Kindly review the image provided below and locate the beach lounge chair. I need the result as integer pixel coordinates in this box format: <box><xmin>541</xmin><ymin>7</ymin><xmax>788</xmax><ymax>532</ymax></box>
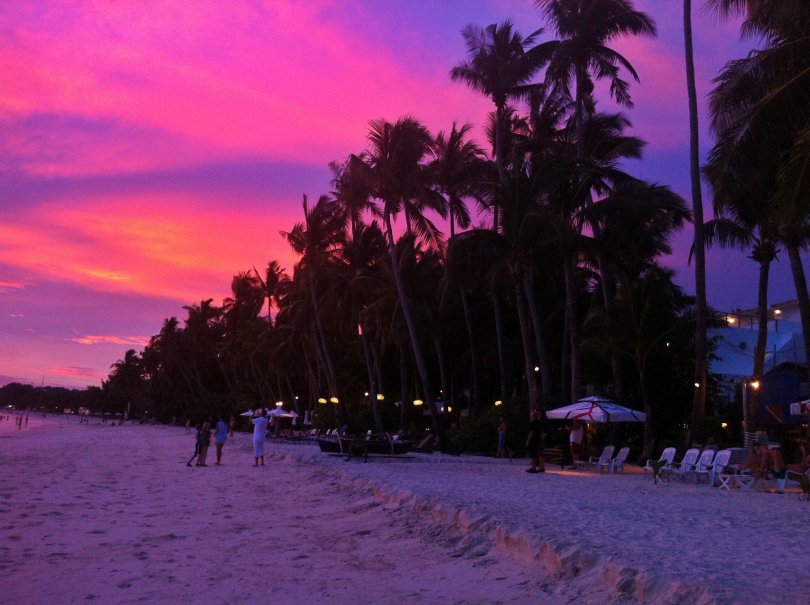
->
<box><xmin>607</xmin><ymin>446</ymin><xmax>630</xmax><ymax>474</ymax></box>
<box><xmin>644</xmin><ymin>447</ymin><xmax>676</xmax><ymax>477</ymax></box>
<box><xmin>688</xmin><ymin>449</ymin><xmax>716</xmax><ymax>482</ymax></box>
<box><xmin>699</xmin><ymin>449</ymin><xmax>731</xmax><ymax>487</ymax></box>
<box><xmin>776</xmin><ymin>468</ymin><xmax>810</xmax><ymax>497</ymax></box>
<box><xmin>588</xmin><ymin>445</ymin><xmax>614</xmax><ymax>472</ymax></box>
<box><xmin>668</xmin><ymin>448</ymin><xmax>700</xmax><ymax>480</ymax></box>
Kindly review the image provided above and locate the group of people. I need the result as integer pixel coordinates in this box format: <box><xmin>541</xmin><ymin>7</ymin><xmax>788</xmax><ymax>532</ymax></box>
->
<box><xmin>187</xmin><ymin>411</ymin><xmax>270</xmax><ymax>468</ymax></box>
<box><xmin>187</xmin><ymin>417</ymin><xmax>229</xmax><ymax>467</ymax></box>
<box><xmin>497</xmin><ymin>410</ymin><xmax>585</xmax><ymax>474</ymax></box>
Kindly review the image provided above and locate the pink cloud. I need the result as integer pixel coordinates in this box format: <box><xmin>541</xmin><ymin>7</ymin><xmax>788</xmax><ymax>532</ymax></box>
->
<box><xmin>0</xmin><ymin>0</ymin><xmax>490</xmax><ymax>178</ymax></box>
<box><xmin>0</xmin><ymin>192</ymin><xmax>301</xmax><ymax>303</ymax></box>
<box><xmin>68</xmin><ymin>335</ymin><xmax>150</xmax><ymax>347</ymax></box>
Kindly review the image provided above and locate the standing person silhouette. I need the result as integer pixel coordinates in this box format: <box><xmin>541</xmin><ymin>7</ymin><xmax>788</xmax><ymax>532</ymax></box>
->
<box><xmin>196</xmin><ymin>421</ymin><xmax>211</xmax><ymax>466</ymax></box>
<box><xmin>496</xmin><ymin>417</ymin><xmax>509</xmax><ymax>459</ymax></box>
<box><xmin>251</xmin><ymin>409</ymin><xmax>269</xmax><ymax>467</ymax></box>
<box><xmin>525</xmin><ymin>409</ymin><xmax>546</xmax><ymax>473</ymax></box>
<box><xmin>214</xmin><ymin>416</ymin><xmax>228</xmax><ymax>465</ymax></box>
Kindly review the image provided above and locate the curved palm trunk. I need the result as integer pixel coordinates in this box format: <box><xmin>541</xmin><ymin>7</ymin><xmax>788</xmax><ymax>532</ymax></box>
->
<box><xmin>749</xmin><ymin>259</ymin><xmax>771</xmax><ymax>430</ymax></box>
<box><xmin>684</xmin><ymin>0</ymin><xmax>708</xmax><ymax>444</ymax></box>
<box><xmin>398</xmin><ymin>346</ymin><xmax>411</xmax><ymax>431</ymax></box>
<box><xmin>460</xmin><ymin>289</ymin><xmax>480</xmax><ymax>417</ymax></box>
<box><xmin>786</xmin><ymin>243</ymin><xmax>810</xmax><ymax>384</ymax></box>
<box><xmin>384</xmin><ymin>214</ymin><xmax>445</xmax><ymax>450</ymax></box>
<box><xmin>639</xmin><ymin>365</ymin><xmax>655</xmax><ymax>461</ymax></box>
<box><xmin>515</xmin><ymin>279</ymin><xmax>540</xmax><ymax>409</ymax></box>
<box><xmin>360</xmin><ymin>325</ymin><xmax>385</xmax><ymax>432</ymax></box>
<box><xmin>433</xmin><ymin>335</ymin><xmax>451</xmax><ymax>417</ymax></box>
<box><xmin>493</xmin><ymin>104</ymin><xmax>507</xmax><ymax>232</ymax></box>
<box><xmin>596</xmin><ymin>257</ymin><xmax>624</xmax><ymax>401</ymax></box>
<box><xmin>525</xmin><ymin>269</ymin><xmax>553</xmax><ymax>403</ymax></box>
<box><xmin>563</xmin><ymin>257</ymin><xmax>583</xmax><ymax>402</ymax></box>
<box><xmin>492</xmin><ymin>294</ymin><xmax>509</xmax><ymax>403</ymax></box>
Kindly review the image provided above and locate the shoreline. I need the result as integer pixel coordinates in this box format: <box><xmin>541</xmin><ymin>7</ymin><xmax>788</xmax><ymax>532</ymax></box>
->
<box><xmin>1</xmin><ymin>416</ymin><xmax>807</xmax><ymax>604</ymax></box>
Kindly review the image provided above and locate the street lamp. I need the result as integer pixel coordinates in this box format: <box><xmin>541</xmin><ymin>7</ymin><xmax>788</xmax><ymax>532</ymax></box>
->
<box><xmin>329</xmin><ymin>396</ymin><xmax>339</xmax><ymax>404</ymax></box>
<box><xmin>317</xmin><ymin>397</ymin><xmax>327</xmax><ymax>404</ymax></box>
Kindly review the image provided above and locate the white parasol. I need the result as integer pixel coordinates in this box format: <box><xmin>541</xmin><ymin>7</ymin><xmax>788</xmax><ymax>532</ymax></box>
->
<box><xmin>546</xmin><ymin>396</ymin><xmax>646</xmax><ymax>423</ymax></box>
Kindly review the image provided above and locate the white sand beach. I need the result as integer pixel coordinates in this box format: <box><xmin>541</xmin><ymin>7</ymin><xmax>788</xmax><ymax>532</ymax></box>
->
<box><xmin>1</xmin><ymin>415</ymin><xmax>807</xmax><ymax>604</ymax></box>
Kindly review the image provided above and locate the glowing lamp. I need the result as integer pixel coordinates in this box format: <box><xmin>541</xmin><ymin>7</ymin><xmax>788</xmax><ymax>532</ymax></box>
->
<box><xmin>330</xmin><ymin>396</ymin><xmax>339</xmax><ymax>404</ymax></box>
<box><xmin>494</xmin><ymin>400</ymin><xmax>503</xmax><ymax>406</ymax></box>
<box><xmin>317</xmin><ymin>398</ymin><xmax>327</xmax><ymax>404</ymax></box>
<box><xmin>413</xmin><ymin>399</ymin><xmax>423</xmax><ymax>406</ymax></box>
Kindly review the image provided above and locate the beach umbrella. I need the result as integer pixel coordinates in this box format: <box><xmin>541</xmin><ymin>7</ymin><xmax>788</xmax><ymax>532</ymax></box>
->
<box><xmin>545</xmin><ymin>396</ymin><xmax>646</xmax><ymax>423</ymax></box>
<box><xmin>789</xmin><ymin>400</ymin><xmax>810</xmax><ymax>416</ymax></box>
<box><xmin>267</xmin><ymin>408</ymin><xmax>289</xmax><ymax>417</ymax></box>
<box><xmin>240</xmin><ymin>409</ymin><xmax>254</xmax><ymax>417</ymax></box>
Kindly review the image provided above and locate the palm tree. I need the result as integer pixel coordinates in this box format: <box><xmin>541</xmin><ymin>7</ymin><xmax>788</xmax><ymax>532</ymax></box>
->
<box><xmin>707</xmin><ymin>0</ymin><xmax>810</xmax><ymax>390</ymax></box>
<box><xmin>583</xmin><ymin>266</ymin><xmax>694</xmax><ymax>459</ymax></box>
<box><xmin>536</xmin><ymin>0</ymin><xmax>656</xmax><ymax>152</ymax></box>
<box><xmin>682</xmin><ymin>0</ymin><xmax>709</xmax><ymax>445</ymax></box>
<box><xmin>701</xmin><ymin>205</ymin><xmax>779</xmax><ymax>432</ymax></box>
<box><xmin>450</xmin><ymin>21</ymin><xmax>548</xmax><ymax>231</ymax></box>
<box><xmin>429</xmin><ymin>122</ymin><xmax>489</xmax><ymax>238</ymax></box>
<box><xmin>361</xmin><ymin>116</ymin><xmax>448</xmax><ymax>448</ymax></box>
<box><xmin>281</xmin><ymin>195</ymin><xmax>348</xmax><ymax>424</ymax></box>
<box><xmin>535</xmin><ymin>0</ymin><xmax>656</xmax><ymax>402</ymax></box>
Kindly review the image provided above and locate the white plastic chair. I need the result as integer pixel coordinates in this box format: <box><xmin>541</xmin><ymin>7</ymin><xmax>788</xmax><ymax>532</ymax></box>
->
<box><xmin>588</xmin><ymin>445</ymin><xmax>614</xmax><ymax>472</ymax></box>
<box><xmin>777</xmin><ymin>468</ymin><xmax>810</xmax><ymax>494</ymax></box>
<box><xmin>669</xmin><ymin>448</ymin><xmax>700</xmax><ymax>480</ymax></box>
<box><xmin>690</xmin><ymin>449</ymin><xmax>716</xmax><ymax>483</ymax></box>
<box><xmin>644</xmin><ymin>447</ymin><xmax>676</xmax><ymax>477</ymax></box>
<box><xmin>700</xmin><ymin>449</ymin><xmax>732</xmax><ymax>486</ymax></box>
<box><xmin>607</xmin><ymin>446</ymin><xmax>630</xmax><ymax>474</ymax></box>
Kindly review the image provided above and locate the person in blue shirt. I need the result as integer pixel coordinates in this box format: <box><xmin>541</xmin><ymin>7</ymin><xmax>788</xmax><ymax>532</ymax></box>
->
<box><xmin>214</xmin><ymin>416</ymin><xmax>228</xmax><ymax>465</ymax></box>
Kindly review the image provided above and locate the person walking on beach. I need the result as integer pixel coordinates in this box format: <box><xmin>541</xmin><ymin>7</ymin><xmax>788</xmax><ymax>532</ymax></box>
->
<box><xmin>214</xmin><ymin>416</ymin><xmax>228</xmax><ymax>465</ymax></box>
<box><xmin>187</xmin><ymin>423</ymin><xmax>202</xmax><ymax>466</ymax></box>
<box><xmin>496</xmin><ymin>417</ymin><xmax>509</xmax><ymax>459</ymax></box>
<box><xmin>196</xmin><ymin>421</ymin><xmax>212</xmax><ymax>466</ymax></box>
<box><xmin>229</xmin><ymin>415</ymin><xmax>236</xmax><ymax>437</ymax></box>
<box><xmin>525</xmin><ymin>409</ymin><xmax>546</xmax><ymax>473</ymax></box>
<box><xmin>252</xmin><ymin>409</ymin><xmax>269</xmax><ymax>467</ymax></box>
<box><xmin>185</xmin><ymin>419</ymin><xmax>191</xmax><ymax>434</ymax></box>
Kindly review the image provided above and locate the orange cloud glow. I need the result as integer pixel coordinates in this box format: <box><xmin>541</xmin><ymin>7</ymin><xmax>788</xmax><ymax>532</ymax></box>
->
<box><xmin>68</xmin><ymin>335</ymin><xmax>150</xmax><ymax>347</ymax></box>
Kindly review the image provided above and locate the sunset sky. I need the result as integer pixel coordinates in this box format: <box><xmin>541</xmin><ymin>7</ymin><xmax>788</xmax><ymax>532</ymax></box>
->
<box><xmin>0</xmin><ymin>1</ymin><xmax>799</xmax><ymax>389</ymax></box>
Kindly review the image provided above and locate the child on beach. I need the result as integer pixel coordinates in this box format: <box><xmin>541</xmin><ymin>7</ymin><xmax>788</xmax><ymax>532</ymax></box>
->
<box><xmin>187</xmin><ymin>424</ymin><xmax>202</xmax><ymax>467</ymax></box>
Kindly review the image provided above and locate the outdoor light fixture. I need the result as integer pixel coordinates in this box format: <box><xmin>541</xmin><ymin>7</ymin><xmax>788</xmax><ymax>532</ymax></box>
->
<box><xmin>364</xmin><ymin>392</ymin><xmax>369</xmax><ymax>397</ymax></box>
<box><xmin>726</xmin><ymin>315</ymin><xmax>737</xmax><ymax>325</ymax></box>
<box><xmin>330</xmin><ymin>396</ymin><xmax>339</xmax><ymax>404</ymax></box>
<box><xmin>774</xmin><ymin>309</ymin><xmax>782</xmax><ymax>315</ymax></box>
<box><xmin>447</xmin><ymin>406</ymin><xmax>452</xmax><ymax>412</ymax></box>
<box><xmin>721</xmin><ymin>422</ymin><xmax>728</xmax><ymax>429</ymax></box>
<box><xmin>275</xmin><ymin>401</ymin><xmax>283</xmax><ymax>408</ymax></box>
<box><xmin>750</xmin><ymin>380</ymin><xmax>760</xmax><ymax>390</ymax></box>
<box><xmin>376</xmin><ymin>394</ymin><xmax>384</xmax><ymax>401</ymax></box>
<box><xmin>694</xmin><ymin>382</ymin><xmax>700</xmax><ymax>388</ymax></box>
<box><xmin>317</xmin><ymin>398</ymin><xmax>327</xmax><ymax>404</ymax></box>
<box><xmin>534</xmin><ymin>366</ymin><xmax>540</xmax><ymax>372</ymax></box>
<box><xmin>494</xmin><ymin>400</ymin><xmax>502</xmax><ymax>406</ymax></box>
<box><xmin>413</xmin><ymin>399</ymin><xmax>423</xmax><ymax>406</ymax></box>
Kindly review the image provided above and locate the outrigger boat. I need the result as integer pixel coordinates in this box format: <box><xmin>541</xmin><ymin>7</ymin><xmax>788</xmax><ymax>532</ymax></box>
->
<box><xmin>317</xmin><ymin>432</ymin><xmax>412</xmax><ymax>457</ymax></box>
